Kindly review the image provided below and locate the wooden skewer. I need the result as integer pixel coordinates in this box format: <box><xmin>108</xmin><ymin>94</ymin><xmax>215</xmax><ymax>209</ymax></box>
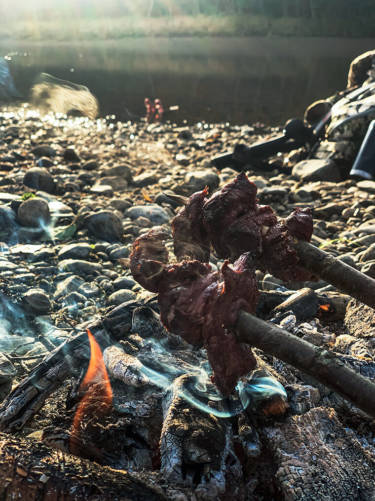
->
<box><xmin>236</xmin><ymin>310</ymin><xmax>375</xmax><ymax>419</ymax></box>
<box><xmin>294</xmin><ymin>240</ymin><xmax>375</xmax><ymax>309</ymax></box>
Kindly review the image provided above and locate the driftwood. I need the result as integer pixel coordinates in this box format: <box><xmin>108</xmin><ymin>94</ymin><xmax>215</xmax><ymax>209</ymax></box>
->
<box><xmin>0</xmin><ymin>432</ymin><xmax>166</xmax><ymax>500</ymax></box>
<box><xmin>294</xmin><ymin>240</ymin><xmax>375</xmax><ymax>310</ymax></box>
<box><xmin>236</xmin><ymin>310</ymin><xmax>375</xmax><ymax>418</ymax></box>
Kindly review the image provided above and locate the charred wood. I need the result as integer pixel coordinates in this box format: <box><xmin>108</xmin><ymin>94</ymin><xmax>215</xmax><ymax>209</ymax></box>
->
<box><xmin>0</xmin><ymin>432</ymin><xmax>166</xmax><ymax>500</ymax></box>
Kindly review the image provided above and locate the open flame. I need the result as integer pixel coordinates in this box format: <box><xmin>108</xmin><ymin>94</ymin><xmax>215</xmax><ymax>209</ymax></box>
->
<box><xmin>70</xmin><ymin>328</ymin><xmax>113</xmax><ymax>455</ymax></box>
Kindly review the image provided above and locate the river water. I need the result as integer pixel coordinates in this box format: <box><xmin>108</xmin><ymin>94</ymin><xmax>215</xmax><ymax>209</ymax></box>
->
<box><xmin>1</xmin><ymin>37</ymin><xmax>374</xmax><ymax>125</ymax></box>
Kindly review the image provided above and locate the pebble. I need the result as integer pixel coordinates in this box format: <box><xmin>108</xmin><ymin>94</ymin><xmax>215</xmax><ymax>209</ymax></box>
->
<box><xmin>84</xmin><ymin>211</ymin><xmax>123</xmax><ymax>242</ymax></box>
<box><xmin>59</xmin><ymin>259</ymin><xmax>102</xmax><ymax>276</ymax></box>
<box><xmin>58</xmin><ymin>243</ymin><xmax>92</xmax><ymax>260</ymax></box>
<box><xmin>17</xmin><ymin>198</ymin><xmax>50</xmax><ymax>228</ymax></box>
<box><xmin>182</xmin><ymin>170</ymin><xmax>220</xmax><ymax>193</ymax></box>
<box><xmin>23</xmin><ymin>167</ymin><xmax>56</xmax><ymax>194</ymax></box>
<box><xmin>126</xmin><ymin>205</ymin><xmax>170</xmax><ymax>225</ymax></box>
<box><xmin>292</xmin><ymin>159</ymin><xmax>341</xmax><ymax>182</ymax></box>
<box><xmin>23</xmin><ymin>288</ymin><xmax>52</xmax><ymax>313</ymax></box>
<box><xmin>107</xmin><ymin>289</ymin><xmax>136</xmax><ymax>305</ymax></box>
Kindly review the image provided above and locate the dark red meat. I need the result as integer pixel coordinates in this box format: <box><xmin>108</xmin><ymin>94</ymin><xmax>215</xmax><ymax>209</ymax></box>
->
<box><xmin>201</xmin><ymin>172</ymin><xmax>315</xmax><ymax>282</ymax></box>
<box><xmin>129</xmin><ymin>229</ymin><xmax>169</xmax><ymax>293</ymax></box>
<box><xmin>171</xmin><ymin>187</ymin><xmax>210</xmax><ymax>262</ymax></box>
<box><xmin>130</xmin><ymin>229</ymin><xmax>258</xmax><ymax>395</ymax></box>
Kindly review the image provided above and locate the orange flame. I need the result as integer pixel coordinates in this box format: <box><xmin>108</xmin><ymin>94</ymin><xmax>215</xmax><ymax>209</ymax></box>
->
<box><xmin>70</xmin><ymin>328</ymin><xmax>113</xmax><ymax>454</ymax></box>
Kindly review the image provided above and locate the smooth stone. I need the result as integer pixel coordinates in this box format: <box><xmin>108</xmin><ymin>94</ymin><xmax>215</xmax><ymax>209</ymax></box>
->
<box><xmin>359</xmin><ymin>243</ymin><xmax>375</xmax><ymax>262</ymax></box>
<box><xmin>133</xmin><ymin>172</ymin><xmax>159</xmax><ymax>187</ymax></box>
<box><xmin>90</xmin><ymin>184</ymin><xmax>114</xmax><ymax>196</ymax></box>
<box><xmin>37</xmin><ymin>156</ymin><xmax>54</xmax><ymax>167</ymax></box>
<box><xmin>83</xmin><ymin>160</ymin><xmax>98</xmax><ymax>171</ymax></box>
<box><xmin>58</xmin><ymin>243</ymin><xmax>92</xmax><ymax>260</ymax></box>
<box><xmin>59</xmin><ymin>259</ymin><xmax>102</xmax><ymax>276</ymax></box>
<box><xmin>0</xmin><ymin>353</ymin><xmax>16</xmax><ymax>384</ymax></box>
<box><xmin>110</xmin><ymin>198</ymin><xmax>132</xmax><ymax>212</ymax></box>
<box><xmin>108</xmin><ymin>245</ymin><xmax>130</xmax><ymax>260</ymax></box>
<box><xmin>0</xmin><ymin>193</ymin><xmax>19</xmax><ymax>203</ymax></box>
<box><xmin>113</xmin><ymin>276</ymin><xmax>136</xmax><ymax>291</ymax></box>
<box><xmin>77</xmin><ymin>282</ymin><xmax>100</xmax><ymax>298</ymax></box>
<box><xmin>54</xmin><ymin>275</ymin><xmax>85</xmax><ymax>298</ymax></box>
<box><xmin>126</xmin><ymin>205</ymin><xmax>170</xmax><ymax>225</ymax></box>
<box><xmin>183</xmin><ymin>170</ymin><xmax>220</xmax><ymax>192</ymax></box>
<box><xmin>85</xmin><ymin>211</ymin><xmax>123</xmax><ymax>242</ymax></box>
<box><xmin>63</xmin><ymin>148</ymin><xmax>81</xmax><ymax>162</ymax></box>
<box><xmin>31</xmin><ymin>144</ymin><xmax>56</xmax><ymax>158</ymax></box>
<box><xmin>107</xmin><ymin>289</ymin><xmax>136</xmax><ymax>305</ymax></box>
<box><xmin>101</xmin><ymin>164</ymin><xmax>133</xmax><ymax>182</ymax></box>
<box><xmin>356</xmin><ymin>180</ymin><xmax>375</xmax><ymax>193</ymax></box>
<box><xmin>22</xmin><ymin>167</ymin><xmax>56</xmax><ymax>193</ymax></box>
<box><xmin>97</xmin><ymin>176</ymin><xmax>128</xmax><ymax>190</ymax></box>
<box><xmin>0</xmin><ymin>260</ymin><xmax>17</xmax><ymax>272</ymax></box>
<box><xmin>292</xmin><ymin>159</ymin><xmax>341</xmax><ymax>182</ymax></box>
<box><xmin>17</xmin><ymin>198</ymin><xmax>50</xmax><ymax>228</ymax></box>
<box><xmin>63</xmin><ymin>291</ymin><xmax>87</xmax><ymax>305</ymax></box>
<box><xmin>23</xmin><ymin>288</ymin><xmax>52</xmax><ymax>313</ymax></box>
<box><xmin>175</xmin><ymin>153</ymin><xmax>190</xmax><ymax>165</ymax></box>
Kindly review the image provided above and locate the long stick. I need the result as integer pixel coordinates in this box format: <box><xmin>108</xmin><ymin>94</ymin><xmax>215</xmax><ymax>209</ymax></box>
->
<box><xmin>236</xmin><ymin>310</ymin><xmax>375</xmax><ymax>418</ymax></box>
<box><xmin>294</xmin><ymin>240</ymin><xmax>375</xmax><ymax>309</ymax></box>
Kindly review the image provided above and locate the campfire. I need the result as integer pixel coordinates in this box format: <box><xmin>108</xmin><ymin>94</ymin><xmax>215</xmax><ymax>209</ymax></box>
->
<box><xmin>1</xmin><ymin>173</ymin><xmax>375</xmax><ymax>499</ymax></box>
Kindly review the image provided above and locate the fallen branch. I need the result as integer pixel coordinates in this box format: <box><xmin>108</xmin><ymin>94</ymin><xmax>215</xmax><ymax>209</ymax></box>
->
<box><xmin>0</xmin><ymin>432</ymin><xmax>166</xmax><ymax>500</ymax></box>
<box><xmin>236</xmin><ymin>310</ymin><xmax>375</xmax><ymax>418</ymax></box>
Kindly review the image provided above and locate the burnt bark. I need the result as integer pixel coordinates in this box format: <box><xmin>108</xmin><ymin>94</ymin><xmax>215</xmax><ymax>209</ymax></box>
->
<box><xmin>236</xmin><ymin>310</ymin><xmax>375</xmax><ymax>418</ymax></box>
<box><xmin>0</xmin><ymin>432</ymin><xmax>166</xmax><ymax>500</ymax></box>
<box><xmin>295</xmin><ymin>240</ymin><xmax>375</xmax><ymax>309</ymax></box>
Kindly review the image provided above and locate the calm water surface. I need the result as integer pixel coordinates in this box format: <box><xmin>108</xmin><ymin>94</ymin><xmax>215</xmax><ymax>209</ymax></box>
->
<box><xmin>1</xmin><ymin>37</ymin><xmax>375</xmax><ymax>125</ymax></box>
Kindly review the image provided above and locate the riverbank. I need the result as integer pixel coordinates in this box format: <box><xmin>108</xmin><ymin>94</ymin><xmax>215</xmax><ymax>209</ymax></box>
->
<box><xmin>1</xmin><ymin>103</ymin><xmax>375</xmax><ymax>498</ymax></box>
<box><xmin>0</xmin><ymin>14</ymin><xmax>374</xmax><ymax>42</ymax></box>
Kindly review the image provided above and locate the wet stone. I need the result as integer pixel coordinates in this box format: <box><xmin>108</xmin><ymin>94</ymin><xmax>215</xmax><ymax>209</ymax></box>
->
<box><xmin>17</xmin><ymin>198</ymin><xmax>51</xmax><ymax>228</ymax></box>
<box><xmin>54</xmin><ymin>275</ymin><xmax>85</xmax><ymax>298</ymax></box>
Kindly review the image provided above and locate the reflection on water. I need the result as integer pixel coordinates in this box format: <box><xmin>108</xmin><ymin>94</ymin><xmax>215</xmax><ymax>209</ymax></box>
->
<box><xmin>1</xmin><ymin>37</ymin><xmax>375</xmax><ymax>124</ymax></box>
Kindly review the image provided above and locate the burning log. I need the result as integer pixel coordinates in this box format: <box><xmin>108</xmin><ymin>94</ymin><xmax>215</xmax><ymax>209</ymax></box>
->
<box><xmin>0</xmin><ymin>301</ymin><xmax>137</xmax><ymax>432</ymax></box>
<box><xmin>0</xmin><ymin>432</ymin><xmax>166</xmax><ymax>500</ymax></box>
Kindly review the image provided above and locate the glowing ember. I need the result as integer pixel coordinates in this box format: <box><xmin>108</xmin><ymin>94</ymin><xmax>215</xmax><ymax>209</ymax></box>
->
<box><xmin>70</xmin><ymin>328</ymin><xmax>113</xmax><ymax>455</ymax></box>
<box><xmin>319</xmin><ymin>304</ymin><xmax>331</xmax><ymax>312</ymax></box>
